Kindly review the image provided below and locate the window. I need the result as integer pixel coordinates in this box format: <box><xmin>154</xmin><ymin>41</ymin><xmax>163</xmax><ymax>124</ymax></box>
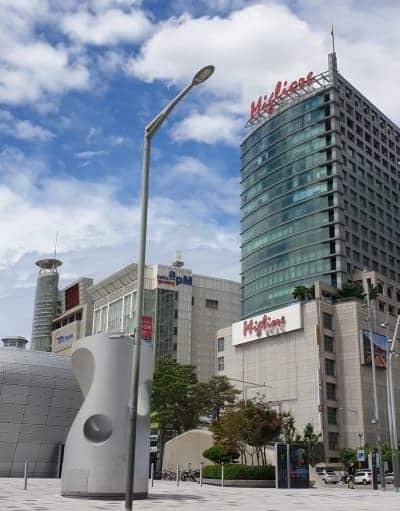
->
<box><xmin>206</xmin><ymin>299</ymin><xmax>219</xmax><ymax>309</ymax></box>
<box><xmin>325</xmin><ymin>358</ymin><xmax>335</xmax><ymax>376</ymax></box>
<box><xmin>328</xmin><ymin>432</ymin><xmax>339</xmax><ymax>451</ymax></box>
<box><xmin>324</xmin><ymin>335</ymin><xmax>335</xmax><ymax>353</ymax></box>
<box><xmin>326</xmin><ymin>383</ymin><xmax>336</xmax><ymax>400</ymax></box>
<box><xmin>217</xmin><ymin>337</ymin><xmax>225</xmax><ymax>352</ymax></box>
<box><xmin>217</xmin><ymin>356</ymin><xmax>224</xmax><ymax>371</ymax></box>
<box><xmin>173</xmin><ymin>326</ymin><xmax>178</xmax><ymax>336</ymax></box>
<box><xmin>323</xmin><ymin>313</ymin><xmax>333</xmax><ymax>330</ymax></box>
<box><xmin>328</xmin><ymin>407</ymin><xmax>338</xmax><ymax>425</ymax></box>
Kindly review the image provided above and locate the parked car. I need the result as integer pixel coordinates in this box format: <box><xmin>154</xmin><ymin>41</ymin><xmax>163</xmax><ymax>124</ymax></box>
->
<box><xmin>354</xmin><ymin>470</ymin><xmax>371</xmax><ymax>485</ymax></box>
<box><xmin>319</xmin><ymin>470</ymin><xmax>340</xmax><ymax>484</ymax></box>
<box><xmin>384</xmin><ymin>472</ymin><xmax>394</xmax><ymax>484</ymax></box>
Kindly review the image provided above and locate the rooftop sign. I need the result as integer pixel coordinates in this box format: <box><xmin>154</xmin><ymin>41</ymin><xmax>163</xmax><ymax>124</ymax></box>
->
<box><xmin>232</xmin><ymin>303</ymin><xmax>302</xmax><ymax>346</ymax></box>
<box><xmin>248</xmin><ymin>71</ymin><xmax>315</xmax><ymax>124</ymax></box>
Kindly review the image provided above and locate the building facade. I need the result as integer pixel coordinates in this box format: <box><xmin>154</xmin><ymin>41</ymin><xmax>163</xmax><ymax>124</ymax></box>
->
<box><xmin>51</xmin><ymin>278</ymin><xmax>94</xmax><ymax>355</ymax></box>
<box><xmin>217</xmin><ymin>273</ymin><xmax>400</xmax><ymax>460</ymax></box>
<box><xmin>89</xmin><ymin>261</ymin><xmax>240</xmax><ymax>382</ymax></box>
<box><xmin>31</xmin><ymin>259</ymin><xmax>62</xmax><ymax>351</ymax></box>
<box><xmin>241</xmin><ymin>52</ymin><xmax>400</xmax><ymax>318</ymax></box>
<box><xmin>0</xmin><ymin>348</ymin><xmax>82</xmax><ymax>477</ymax></box>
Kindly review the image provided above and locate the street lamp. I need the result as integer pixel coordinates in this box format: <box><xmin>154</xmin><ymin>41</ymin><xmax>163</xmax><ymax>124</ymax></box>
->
<box><xmin>385</xmin><ymin>316</ymin><xmax>400</xmax><ymax>492</ymax></box>
<box><xmin>363</xmin><ymin>278</ymin><xmax>385</xmax><ymax>489</ymax></box>
<box><xmin>124</xmin><ymin>65</ymin><xmax>214</xmax><ymax>510</ymax></box>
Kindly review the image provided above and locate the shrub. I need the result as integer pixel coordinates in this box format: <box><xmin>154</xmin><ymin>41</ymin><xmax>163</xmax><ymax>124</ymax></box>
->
<box><xmin>203</xmin><ymin>445</ymin><xmax>239</xmax><ymax>464</ymax></box>
<box><xmin>202</xmin><ymin>463</ymin><xmax>275</xmax><ymax>480</ymax></box>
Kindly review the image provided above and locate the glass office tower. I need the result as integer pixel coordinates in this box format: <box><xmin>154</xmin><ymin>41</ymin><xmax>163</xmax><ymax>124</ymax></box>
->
<box><xmin>241</xmin><ymin>55</ymin><xmax>343</xmax><ymax>317</ymax></box>
<box><xmin>241</xmin><ymin>52</ymin><xmax>400</xmax><ymax>318</ymax></box>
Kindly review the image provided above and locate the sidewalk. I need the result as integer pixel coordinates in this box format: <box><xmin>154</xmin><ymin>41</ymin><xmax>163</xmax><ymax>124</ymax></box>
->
<box><xmin>0</xmin><ymin>478</ymin><xmax>398</xmax><ymax>510</ymax></box>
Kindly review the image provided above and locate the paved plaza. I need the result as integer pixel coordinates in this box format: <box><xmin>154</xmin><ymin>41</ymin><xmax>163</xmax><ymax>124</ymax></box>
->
<box><xmin>0</xmin><ymin>479</ymin><xmax>399</xmax><ymax>511</ymax></box>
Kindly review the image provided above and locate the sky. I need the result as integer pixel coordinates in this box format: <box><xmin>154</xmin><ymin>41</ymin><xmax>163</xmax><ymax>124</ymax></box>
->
<box><xmin>0</xmin><ymin>0</ymin><xmax>399</xmax><ymax>340</ymax></box>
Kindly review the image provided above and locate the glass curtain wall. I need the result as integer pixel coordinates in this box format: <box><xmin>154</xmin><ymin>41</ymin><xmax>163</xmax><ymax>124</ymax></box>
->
<box><xmin>241</xmin><ymin>90</ymin><xmax>337</xmax><ymax>317</ymax></box>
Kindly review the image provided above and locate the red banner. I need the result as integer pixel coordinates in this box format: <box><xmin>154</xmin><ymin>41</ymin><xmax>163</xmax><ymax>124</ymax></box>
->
<box><xmin>141</xmin><ymin>316</ymin><xmax>153</xmax><ymax>340</ymax></box>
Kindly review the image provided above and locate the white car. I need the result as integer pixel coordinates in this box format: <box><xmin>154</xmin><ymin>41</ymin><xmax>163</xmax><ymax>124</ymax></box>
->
<box><xmin>354</xmin><ymin>470</ymin><xmax>371</xmax><ymax>485</ymax></box>
<box><xmin>320</xmin><ymin>470</ymin><xmax>340</xmax><ymax>484</ymax></box>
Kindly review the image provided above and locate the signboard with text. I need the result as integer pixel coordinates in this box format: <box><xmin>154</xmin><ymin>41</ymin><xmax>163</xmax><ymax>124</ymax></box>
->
<box><xmin>232</xmin><ymin>303</ymin><xmax>302</xmax><ymax>346</ymax></box>
<box><xmin>141</xmin><ymin>316</ymin><xmax>153</xmax><ymax>341</ymax></box>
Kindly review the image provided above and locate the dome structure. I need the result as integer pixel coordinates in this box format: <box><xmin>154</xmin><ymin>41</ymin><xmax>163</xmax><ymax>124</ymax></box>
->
<box><xmin>0</xmin><ymin>348</ymin><xmax>82</xmax><ymax>477</ymax></box>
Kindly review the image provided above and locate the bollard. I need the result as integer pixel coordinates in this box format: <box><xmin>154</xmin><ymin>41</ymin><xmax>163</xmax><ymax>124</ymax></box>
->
<box><xmin>176</xmin><ymin>464</ymin><xmax>180</xmax><ymax>486</ymax></box>
<box><xmin>221</xmin><ymin>462</ymin><xmax>224</xmax><ymax>488</ymax></box>
<box><xmin>200</xmin><ymin>462</ymin><xmax>203</xmax><ymax>487</ymax></box>
<box><xmin>24</xmin><ymin>461</ymin><xmax>29</xmax><ymax>490</ymax></box>
<box><xmin>151</xmin><ymin>462</ymin><xmax>154</xmax><ymax>487</ymax></box>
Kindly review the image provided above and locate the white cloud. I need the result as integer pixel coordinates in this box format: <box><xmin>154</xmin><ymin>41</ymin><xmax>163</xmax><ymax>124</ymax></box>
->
<box><xmin>0</xmin><ymin>148</ymin><xmax>239</xmax><ymax>338</ymax></box>
<box><xmin>171</xmin><ymin>111</ymin><xmax>242</xmax><ymax>145</ymax></box>
<box><xmin>127</xmin><ymin>2</ymin><xmax>400</xmax><ymax>144</ymax></box>
<box><xmin>0</xmin><ymin>110</ymin><xmax>54</xmax><ymax>141</ymax></box>
<box><xmin>60</xmin><ymin>7</ymin><xmax>152</xmax><ymax>46</ymax></box>
<box><xmin>75</xmin><ymin>149</ymin><xmax>109</xmax><ymax>158</ymax></box>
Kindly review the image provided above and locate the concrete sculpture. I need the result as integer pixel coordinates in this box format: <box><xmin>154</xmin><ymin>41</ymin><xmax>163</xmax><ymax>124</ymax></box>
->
<box><xmin>61</xmin><ymin>332</ymin><xmax>153</xmax><ymax>498</ymax></box>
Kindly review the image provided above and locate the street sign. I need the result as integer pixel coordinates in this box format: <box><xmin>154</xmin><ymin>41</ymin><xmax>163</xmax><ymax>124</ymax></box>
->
<box><xmin>357</xmin><ymin>450</ymin><xmax>365</xmax><ymax>462</ymax></box>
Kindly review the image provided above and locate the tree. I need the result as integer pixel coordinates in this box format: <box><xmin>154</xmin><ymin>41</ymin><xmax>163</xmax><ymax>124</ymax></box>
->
<box><xmin>212</xmin><ymin>399</ymin><xmax>282</xmax><ymax>466</ymax></box>
<box><xmin>340</xmin><ymin>447</ymin><xmax>357</xmax><ymax>468</ymax></box>
<box><xmin>151</xmin><ymin>357</ymin><xmax>201</xmax><ymax>469</ymax></box>
<box><xmin>292</xmin><ymin>285</ymin><xmax>314</xmax><ymax>302</ymax></box>
<box><xmin>281</xmin><ymin>412</ymin><xmax>301</xmax><ymax>445</ymax></box>
<box><xmin>196</xmin><ymin>375</ymin><xmax>240</xmax><ymax>421</ymax></box>
<box><xmin>303</xmin><ymin>423</ymin><xmax>323</xmax><ymax>466</ymax></box>
<box><xmin>337</xmin><ymin>281</ymin><xmax>364</xmax><ymax>300</ymax></box>
<box><xmin>203</xmin><ymin>445</ymin><xmax>239</xmax><ymax>464</ymax></box>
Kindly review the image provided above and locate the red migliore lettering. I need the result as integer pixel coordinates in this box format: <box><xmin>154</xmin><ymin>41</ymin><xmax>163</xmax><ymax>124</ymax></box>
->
<box><xmin>249</xmin><ymin>71</ymin><xmax>315</xmax><ymax>121</ymax></box>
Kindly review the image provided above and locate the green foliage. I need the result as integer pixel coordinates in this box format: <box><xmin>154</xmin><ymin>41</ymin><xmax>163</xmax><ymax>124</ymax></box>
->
<box><xmin>151</xmin><ymin>357</ymin><xmax>200</xmax><ymax>435</ymax></box>
<box><xmin>196</xmin><ymin>375</ymin><xmax>240</xmax><ymax>421</ymax></box>
<box><xmin>303</xmin><ymin>423</ymin><xmax>323</xmax><ymax>467</ymax></box>
<box><xmin>337</xmin><ymin>281</ymin><xmax>364</xmax><ymax>300</ymax></box>
<box><xmin>203</xmin><ymin>445</ymin><xmax>239</xmax><ymax>464</ymax></box>
<box><xmin>212</xmin><ymin>399</ymin><xmax>282</xmax><ymax>466</ymax></box>
<box><xmin>202</xmin><ymin>463</ymin><xmax>275</xmax><ymax>480</ymax></box>
<box><xmin>340</xmin><ymin>448</ymin><xmax>357</xmax><ymax>467</ymax></box>
<box><xmin>292</xmin><ymin>285</ymin><xmax>314</xmax><ymax>301</ymax></box>
<box><xmin>281</xmin><ymin>412</ymin><xmax>301</xmax><ymax>445</ymax></box>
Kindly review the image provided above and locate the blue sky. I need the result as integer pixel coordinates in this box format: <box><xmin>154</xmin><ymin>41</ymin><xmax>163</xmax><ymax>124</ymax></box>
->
<box><xmin>0</xmin><ymin>0</ymin><xmax>399</xmax><ymax>339</ymax></box>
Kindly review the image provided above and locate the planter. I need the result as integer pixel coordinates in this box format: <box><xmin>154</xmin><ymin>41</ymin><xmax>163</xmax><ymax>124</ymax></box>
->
<box><xmin>202</xmin><ymin>478</ymin><xmax>275</xmax><ymax>488</ymax></box>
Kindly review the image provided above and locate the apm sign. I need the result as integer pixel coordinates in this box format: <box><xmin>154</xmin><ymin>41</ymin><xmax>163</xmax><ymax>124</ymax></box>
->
<box><xmin>157</xmin><ymin>270</ymin><xmax>192</xmax><ymax>287</ymax></box>
<box><xmin>249</xmin><ymin>71</ymin><xmax>315</xmax><ymax>123</ymax></box>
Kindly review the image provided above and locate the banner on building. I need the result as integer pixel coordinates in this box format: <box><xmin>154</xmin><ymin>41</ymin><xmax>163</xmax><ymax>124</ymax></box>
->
<box><xmin>141</xmin><ymin>316</ymin><xmax>153</xmax><ymax>341</ymax></box>
<box><xmin>361</xmin><ymin>330</ymin><xmax>387</xmax><ymax>369</ymax></box>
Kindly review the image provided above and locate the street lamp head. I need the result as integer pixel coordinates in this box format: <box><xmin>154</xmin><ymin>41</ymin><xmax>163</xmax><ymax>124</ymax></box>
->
<box><xmin>192</xmin><ymin>65</ymin><xmax>215</xmax><ymax>85</ymax></box>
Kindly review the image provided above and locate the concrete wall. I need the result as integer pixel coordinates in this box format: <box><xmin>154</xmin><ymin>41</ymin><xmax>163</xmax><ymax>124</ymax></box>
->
<box><xmin>0</xmin><ymin>349</ymin><xmax>82</xmax><ymax>477</ymax></box>
<box><xmin>162</xmin><ymin>429</ymin><xmax>214</xmax><ymax>471</ymax></box>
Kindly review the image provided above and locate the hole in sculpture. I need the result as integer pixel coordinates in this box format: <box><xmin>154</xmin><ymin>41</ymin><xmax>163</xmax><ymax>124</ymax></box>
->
<box><xmin>84</xmin><ymin>414</ymin><xmax>112</xmax><ymax>443</ymax></box>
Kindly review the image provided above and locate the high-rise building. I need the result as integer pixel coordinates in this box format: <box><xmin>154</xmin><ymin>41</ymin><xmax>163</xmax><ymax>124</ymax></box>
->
<box><xmin>241</xmin><ymin>52</ymin><xmax>400</xmax><ymax>318</ymax></box>
<box><xmin>31</xmin><ymin>258</ymin><xmax>62</xmax><ymax>351</ymax></box>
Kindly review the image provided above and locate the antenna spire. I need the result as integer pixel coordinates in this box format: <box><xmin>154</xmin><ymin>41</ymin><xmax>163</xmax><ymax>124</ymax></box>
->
<box><xmin>331</xmin><ymin>25</ymin><xmax>336</xmax><ymax>53</ymax></box>
<box><xmin>54</xmin><ymin>225</ymin><xmax>59</xmax><ymax>258</ymax></box>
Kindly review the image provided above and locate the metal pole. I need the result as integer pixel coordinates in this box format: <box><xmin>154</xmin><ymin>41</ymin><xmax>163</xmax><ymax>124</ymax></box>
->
<box><xmin>221</xmin><ymin>462</ymin><xmax>224</xmax><ymax>488</ymax></box>
<box><xmin>151</xmin><ymin>462</ymin><xmax>154</xmax><ymax>488</ymax></box>
<box><xmin>125</xmin><ymin>135</ymin><xmax>151</xmax><ymax>510</ymax></box>
<box><xmin>24</xmin><ymin>461</ymin><xmax>28</xmax><ymax>490</ymax></box>
<box><xmin>176</xmin><ymin>464</ymin><xmax>180</xmax><ymax>486</ymax></box>
<box><xmin>286</xmin><ymin>444</ymin><xmax>291</xmax><ymax>489</ymax></box>
<box><xmin>200</xmin><ymin>462</ymin><xmax>203</xmax><ymax>487</ymax></box>
<box><xmin>389</xmin><ymin>315</ymin><xmax>400</xmax><ymax>491</ymax></box>
<box><xmin>365</xmin><ymin>283</ymin><xmax>385</xmax><ymax>489</ymax></box>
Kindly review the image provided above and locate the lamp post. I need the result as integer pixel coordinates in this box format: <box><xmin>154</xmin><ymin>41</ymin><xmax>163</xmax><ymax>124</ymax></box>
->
<box><xmin>386</xmin><ymin>315</ymin><xmax>400</xmax><ymax>492</ymax></box>
<box><xmin>364</xmin><ymin>280</ymin><xmax>385</xmax><ymax>489</ymax></box>
<box><xmin>124</xmin><ymin>65</ymin><xmax>214</xmax><ymax>510</ymax></box>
